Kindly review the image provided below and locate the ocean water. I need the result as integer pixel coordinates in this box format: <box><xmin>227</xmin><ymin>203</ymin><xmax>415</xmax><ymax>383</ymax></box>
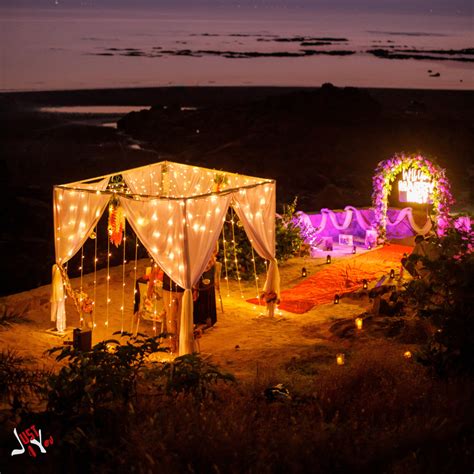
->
<box><xmin>0</xmin><ymin>6</ymin><xmax>472</xmax><ymax>91</ymax></box>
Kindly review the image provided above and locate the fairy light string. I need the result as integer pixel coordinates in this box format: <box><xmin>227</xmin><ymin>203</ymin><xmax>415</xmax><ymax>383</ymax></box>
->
<box><xmin>250</xmin><ymin>242</ymin><xmax>261</xmax><ymax>308</ymax></box>
<box><xmin>79</xmin><ymin>246</ymin><xmax>84</xmax><ymax>325</ymax></box>
<box><xmin>230</xmin><ymin>208</ymin><xmax>244</xmax><ymax>299</ymax></box>
<box><xmin>221</xmin><ymin>225</ymin><xmax>231</xmax><ymax>297</ymax></box>
<box><xmin>93</xmin><ymin>226</ymin><xmax>98</xmax><ymax>329</ymax></box>
<box><xmin>131</xmin><ymin>235</ymin><xmax>139</xmax><ymax>333</ymax></box>
<box><xmin>120</xmin><ymin>225</ymin><xmax>127</xmax><ymax>334</ymax></box>
<box><xmin>106</xmin><ymin>234</ymin><xmax>110</xmax><ymax>329</ymax></box>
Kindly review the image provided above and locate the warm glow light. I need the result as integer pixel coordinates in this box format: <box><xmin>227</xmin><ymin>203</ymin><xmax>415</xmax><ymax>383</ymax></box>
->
<box><xmin>355</xmin><ymin>317</ymin><xmax>363</xmax><ymax>330</ymax></box>
<box><xmin>336</xmin><ymin>353</ymin><xmax>345</xmax><ymax>365</ymax></box>
<box><xmin>404</xmin><ymin>351</ymin><xmax>412</xmax><ymax>359</ymax></box>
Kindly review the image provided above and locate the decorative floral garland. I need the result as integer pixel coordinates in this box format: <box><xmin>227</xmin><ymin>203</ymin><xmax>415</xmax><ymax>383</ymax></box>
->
<box><xmin>372</xmin><ymin>153</ymin><xmax>453</xmax><ymax>241</ymax></box>
<box><xmin>108</xmin><ymin>201</ymin><xmax>125</xmax><ymax>247</ymax></box>
<box><xmin>213</xmin><ymin>172</ymin><xmax>228</xmax><ymax>193</ymax></box>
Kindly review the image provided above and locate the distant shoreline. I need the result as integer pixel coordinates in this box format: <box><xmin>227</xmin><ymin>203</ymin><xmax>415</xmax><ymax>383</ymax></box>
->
<box><xmin>2</xmin><ymin>85</ymin><xmax>473</xmax><ymax>107</ymax></box>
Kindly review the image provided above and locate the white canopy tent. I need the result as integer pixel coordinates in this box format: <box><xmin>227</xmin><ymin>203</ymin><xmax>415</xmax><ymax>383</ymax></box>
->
<box><xmin>51</xmin><ymin>161</ymin><xmax>280</xmax><ymax>355</ymax></box>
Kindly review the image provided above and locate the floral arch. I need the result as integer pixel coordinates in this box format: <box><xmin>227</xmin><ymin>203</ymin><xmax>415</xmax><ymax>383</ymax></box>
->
<box><xmin>372</xmin><ymin>153</ymin><xmax>453</xmax><ymax>241</ymax></box>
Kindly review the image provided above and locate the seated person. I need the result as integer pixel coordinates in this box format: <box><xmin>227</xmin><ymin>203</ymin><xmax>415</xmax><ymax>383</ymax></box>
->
<box><xmin>193</xmin><ymin>254</ymin><xmax>217</xmax><ymax>328</ymax></box>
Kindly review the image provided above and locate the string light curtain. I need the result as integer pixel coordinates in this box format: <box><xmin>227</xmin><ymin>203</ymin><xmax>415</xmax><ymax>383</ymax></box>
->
<box><xmin>51</xmin><ymin>178</ymin><xmax>110</xmax><ymax>330</ymax></box>
<box><xmin>53</xmin><ymin>162</ymin><xmax>275</xmax><ymax>354</ymax></box>
<box><xmin>53</xmin><ymin>178</ymin><xmax>110</xmax><ymax>264</ymax></box>
<box><xmin>233</xmin><ymin>182</ymin><xmax>280</xmax><ymax>302</ymax></box>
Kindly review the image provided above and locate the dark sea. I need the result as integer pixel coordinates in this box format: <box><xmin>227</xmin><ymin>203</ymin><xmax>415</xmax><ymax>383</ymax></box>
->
<box><xmin>0</xmin><ymin>5</ymin><xmax>472</xmax><ymax>91</ymax></box>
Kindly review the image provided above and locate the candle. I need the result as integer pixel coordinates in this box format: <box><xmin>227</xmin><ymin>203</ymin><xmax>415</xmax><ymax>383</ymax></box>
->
<box><xmin>326</xmin><ymin>255</ymin><xmax>332</xmax><ymax>264</ymax></box>
<box><xmin>355</xmin><ymin>317</ymin><xmax>363</xmax><ymax>330</ymax></box>
<box><xmin>301</xmin><ymin>267</ymin><xmax>307</xmax><ymax>277</ymax></box>
<box><xmin>334</xmin><ymin>294</ymin><xmax>340</xmax><ymax>304</ymax></box>
<box><xmin>362</xmin><ymin>279</ymin><xmax>368</xmax><ymax>290</ymax></box>
<box><xmin>336</xmin><ymin>353</ymin><xmax>345</xmax><ymax>365</ymax></box>
<box><xmin>404</xmin><ymin>351</ymin><xmax>412</xmax><ymax>359</ymax></box>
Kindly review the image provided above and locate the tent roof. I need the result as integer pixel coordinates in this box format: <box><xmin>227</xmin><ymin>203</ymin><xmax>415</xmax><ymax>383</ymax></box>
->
<box><xmin>56</xmin><ymin>161</ymin><xmax>274</xmax><ymax>201</ymax></box>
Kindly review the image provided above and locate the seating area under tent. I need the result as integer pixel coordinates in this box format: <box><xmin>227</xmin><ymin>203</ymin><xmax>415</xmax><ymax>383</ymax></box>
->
<box><xmin>51</xmin><ymin>161</ymin><xmax>280</xmax><ymax>355</ymax></box>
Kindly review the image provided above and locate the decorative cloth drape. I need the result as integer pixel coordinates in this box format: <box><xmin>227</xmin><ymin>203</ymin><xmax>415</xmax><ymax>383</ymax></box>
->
<box><xmin>233</xmin><ymin>182</ymin><xmax>280</xmax><ymax>315</ymax></box>
<box><xmin>53</xmin><ymin>162</ymin><xmax>276</xmax><ymax>354</ymax></box>
<box><xmin>295</xmin><ymin>206</ymin><xmax>433</xmax><ymax>241</ymax></box>
<box><xmin>51</xmin><ymin>177</ymin><xmax>110</xmax><ymax>330</ymax></box>
<box><xmin>119</xmin><ymin>192</ymin><xmax>232</xmax><ymax>354</ymax></box>
<box><xmin>50</xmin><ymin>264</ymin><xmax>66</xmax><ymax>332</ymax></box>
<box><xmin>53</xmin><ymin>178</ymin><xmax>110</xmax><ymax>264</ymax></box>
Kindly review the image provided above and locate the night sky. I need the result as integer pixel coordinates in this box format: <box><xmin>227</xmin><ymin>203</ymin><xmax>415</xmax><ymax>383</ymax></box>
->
<box><xmin>1</xmin><ymin>0</ymin><xmax>472</xmax><ymax>14</ymax></box>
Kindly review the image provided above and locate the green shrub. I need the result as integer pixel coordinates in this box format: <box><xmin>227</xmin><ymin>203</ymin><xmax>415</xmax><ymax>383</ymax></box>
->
<box><xmin>0</xmin><ymin>349</ymin><xmax>49</xmax><ymax>410</ymax></box>
<box><xmin>147</xmin><ymin>353</ymin><xmax>235</xmax><ymax>399</ymax></box>
<box><xmin>404</xmin><ymin>228</ymin><xmax>474</xmax><ymax>376</ymax></box>
<box><xmin>46</xmin><ymin>332</ymin><xmax>167</xmax><ymax>415</ymax></box>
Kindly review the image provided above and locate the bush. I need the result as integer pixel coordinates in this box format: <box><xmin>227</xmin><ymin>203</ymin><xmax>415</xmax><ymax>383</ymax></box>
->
<box><xmin>147</xmin><ymin>353</ymin><xmax>235</xmax><ymax>399</ymax></box>
<box><xmin>404</xmin><ymin>228</ymin><xmax>474</xmax><ymax>375</ymax></box>
<box><xmin>0</xmin><ymin>349</ymin><xmax>49</xmax><ymax>411</ymax></box>
<box><xmin>46</xmin><ymin>332</ymin><xmax>167</xmax><ymax>415</ymax></box>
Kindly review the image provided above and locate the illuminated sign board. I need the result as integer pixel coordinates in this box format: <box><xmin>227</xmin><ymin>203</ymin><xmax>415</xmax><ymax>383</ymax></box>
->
<box><xmin>398</xmin><ymin>168</ymin><xmax>433</xmax><ymax>204</ymax></box>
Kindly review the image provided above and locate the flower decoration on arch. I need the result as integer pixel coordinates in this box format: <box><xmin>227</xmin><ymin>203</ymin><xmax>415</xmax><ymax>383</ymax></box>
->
<box><xmin>372</xmin><ymin>153</ymin><xmax>454</xmax><ymax>241</ymax></box>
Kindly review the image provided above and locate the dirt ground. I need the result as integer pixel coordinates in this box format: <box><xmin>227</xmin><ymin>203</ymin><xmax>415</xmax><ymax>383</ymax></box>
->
<box><xmin>0</xmin><ymin>248</ymin><xmax>410</xmax><ymax>380</ymax></box>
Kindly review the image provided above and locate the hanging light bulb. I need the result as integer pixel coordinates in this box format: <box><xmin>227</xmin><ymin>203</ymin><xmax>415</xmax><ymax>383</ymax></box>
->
<box><xmin>301</xmin><ymin>267</ymin><xmax>307</xmax><ymax>277</ymax></box>
<box><xmin>326</xmin><ymin>255</ymin><xmax>331</xmax><ymax>264</ymax></box>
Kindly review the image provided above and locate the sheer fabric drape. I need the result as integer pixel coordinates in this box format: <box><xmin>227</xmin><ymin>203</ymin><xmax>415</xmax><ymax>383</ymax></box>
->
<box><xmin>53</xmin><ymin>178</ymin><xmax>110</xmax><ymax>264</ymax></box>
<box><xmin>233</xmin><ymin>183</ymin><xmax>280</xmax><ymax>314</ymax></box>
<box><xmin>51</xmin><ymin>178</ymin><xmax>110</xmax><ymax>330</ymax></box>
<box><xmin>119</xmin><ymin>193</ymin><xmax>231</xmax><ymax>354</ymax></box>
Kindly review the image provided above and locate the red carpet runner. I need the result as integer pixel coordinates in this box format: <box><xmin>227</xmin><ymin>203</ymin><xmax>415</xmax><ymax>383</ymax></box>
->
<box><xmin>248</xmin><ymin>244</ymin><xmax>413</xmax><ymax>314</ymax></box>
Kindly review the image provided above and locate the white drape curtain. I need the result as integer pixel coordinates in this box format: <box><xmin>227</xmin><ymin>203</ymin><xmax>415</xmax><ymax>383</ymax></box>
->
<box><xmin>53</xmin><ymin>178</ymin><xmax>110</xmax><ymax>264</ymax></box>
<box><xmin>52</xmin><ymin>177</ymin><xmax>110</xmax><ymax>330</ymax></box>
<box><xmin>118</xmin><ymin>196</ymin><xmax>186</xmax><ymax>287</ymax></box>
<box><xmin>233</xmin><ymin>182</ymin><xmax>280</xmax><ymax>308</ymax></box>
<box><xmin>119</xmin><ymin>192</ymin><xmax>232</xmax><ymax>355</ymax></box>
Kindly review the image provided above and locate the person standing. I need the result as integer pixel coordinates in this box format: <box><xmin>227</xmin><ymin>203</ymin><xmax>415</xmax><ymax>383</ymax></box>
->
<box><xmin>193</xmin><ymin>255</ymin><xmax>217</xmax><ymax>328</ymax></box>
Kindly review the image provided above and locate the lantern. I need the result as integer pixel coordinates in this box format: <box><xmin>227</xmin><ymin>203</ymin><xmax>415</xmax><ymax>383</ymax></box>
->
<box><xmin>326</xmin><ymin>255</ymin><xmax>331</xmax><ymax>264</ymax></box>
<box><xmin>352</xmin><ymin>245</ymin><xmax>356</xmax><ymax>254</ymax></box>
<box><xmin>301</xmin><ymin>267</ymin><xmax>307</xmax><ymax>278</ymax></box>
<box><xmin>390</xmin><ymin>269</ymin><xmax>395</xmax><ymax>279</ymax></box>
<box><xmin>362</xmin><ymin>279</ymin><xmax>368</xmax><ymax>290</ymax></box>
<box><xmin>355</xmin><ymin>317</ymin><xmax>363</xmax><ymax>330</ymax></box>
<box><xmin>404</xmin><ymin>351</ymin><xmax>412</xmax><ymax>359</ymax></box>
<box><xmin>334</xmin><ymin>294</ymin><xmax>340</xmax><ymax>304</ymax></box>
<box><xmin>336</xmin><ymin>353</ymin><xmax>345</xmax><ymax>365</ymax></box>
